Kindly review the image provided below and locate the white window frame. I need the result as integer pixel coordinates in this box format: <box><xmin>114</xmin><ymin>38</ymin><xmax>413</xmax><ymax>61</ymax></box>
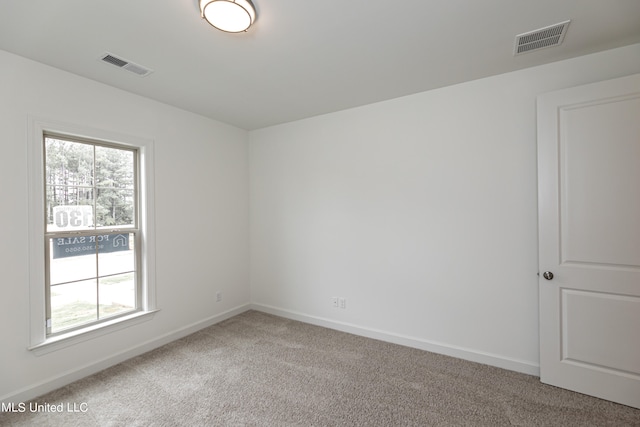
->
<box><xmin>27</xmin><ymin>117</ymin><xmax>158</xmax><ymax>355</ymax></box>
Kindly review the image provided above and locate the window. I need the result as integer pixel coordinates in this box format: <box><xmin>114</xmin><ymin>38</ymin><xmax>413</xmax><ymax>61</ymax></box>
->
<box><xmin>28</xmin><ymin>118</ymin><xmax>156</xmax><ymax>353</ymax></box>
<box><xmin>44</xmin><ymin>135</ymin><xmax>139</xmax><ymax>335</ymax></box>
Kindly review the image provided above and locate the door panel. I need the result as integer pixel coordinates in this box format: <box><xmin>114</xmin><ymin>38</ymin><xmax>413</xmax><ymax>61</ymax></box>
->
<box><xmin>537</xmin><ymin>73</ymin><xmax>640</xmax><ymax>409</ymax></box>
<box><xmin>560</xmin><ymin>96</ymin><xmax>640</xmax><ymax>268</ymax></box>
<box><xmin>562</xmin><ymin>289</ymin><xmax>640</xmax><ymax>374</ymax></box>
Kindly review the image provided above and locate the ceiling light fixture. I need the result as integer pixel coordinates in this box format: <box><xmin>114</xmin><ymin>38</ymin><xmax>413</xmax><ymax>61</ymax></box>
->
<box><xmin>200</xmin><ymin>0</ymin><xmax>256</xmax><ymax>33</ymax></box>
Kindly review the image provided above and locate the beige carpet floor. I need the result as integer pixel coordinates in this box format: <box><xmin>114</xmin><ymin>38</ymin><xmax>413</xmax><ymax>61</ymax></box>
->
<box><xmin>2</xmin><ymin>310</ymin><xmax>639</xmax><ymax>426</ymax></box>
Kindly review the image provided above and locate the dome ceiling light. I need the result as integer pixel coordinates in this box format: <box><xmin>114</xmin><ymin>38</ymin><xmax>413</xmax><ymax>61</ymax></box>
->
<box><xmin>200</xmin><ymin>0</ymin><xmax>256</xmax><ymax>33</ymax></box>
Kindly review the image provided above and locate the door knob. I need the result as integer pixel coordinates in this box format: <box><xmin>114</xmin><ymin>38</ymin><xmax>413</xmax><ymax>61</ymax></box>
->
<box><xmin>543</xmin><ymin>271</ymin><xmax>554</xmax><ymax>280</ymax></box>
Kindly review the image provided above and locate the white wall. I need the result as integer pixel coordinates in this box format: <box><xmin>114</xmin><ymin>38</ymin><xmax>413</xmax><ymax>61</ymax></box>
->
<box><xmin>249</xmin><ymin>43</ymin><xmax>640</xmax><ymax>374</ymax></box>
<box><xmin>0</xmin><ymin>50</ymin><xmax>250</xmax><ymax>401</ymax></box>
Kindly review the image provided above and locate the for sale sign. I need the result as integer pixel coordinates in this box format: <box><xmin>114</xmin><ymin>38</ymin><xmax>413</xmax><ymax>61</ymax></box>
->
<box><xmin>52</xmin><ymin>234</ymin><xmax>130</xmax><ymax>259</ymax></box>
<box><xmin>50</xmin><ymin>206</ymin><xmax>130</xmax><ymax>258</ymax></box>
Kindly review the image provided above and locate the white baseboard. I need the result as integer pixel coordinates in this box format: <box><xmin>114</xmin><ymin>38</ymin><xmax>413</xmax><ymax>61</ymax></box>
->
<box><xmin>250</xmin><ymin>303</ymin><xmax>540</xmax><ymax>377</ymax></box>
<box><xmin>3</xmin><ymin>302</ymin><xmax>539</xmax><ymax>404</ymax></box>
<box><xmin>2</xmin><ymin>304</ymin><xmax>251</xmax><ymax>404</ymax></box>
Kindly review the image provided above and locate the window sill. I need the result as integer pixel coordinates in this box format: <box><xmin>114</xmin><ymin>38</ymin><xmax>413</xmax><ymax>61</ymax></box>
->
<box><xmin>28</xmin><ymin>309</ymin><xmax>159</xmax><ymax>356</ymax></box>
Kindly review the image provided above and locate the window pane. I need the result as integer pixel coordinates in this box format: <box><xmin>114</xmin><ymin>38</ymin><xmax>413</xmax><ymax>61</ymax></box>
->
<box><xmin>43</xmin><ymin>134</ymin><xmax>141</xmax><ymax>337</ymax></box>
<box><xmin>95</xmin><ymin>146</ymin><xmax>134</xmax><ymax>189</ymax></box>
<box><xmin>95</xmin><ymin>189</ymin><xmax>135</xmax><ymax>228</ymax></box>
<box><xmin>45</xmin><ymin>138</ymin><xmax>94</xmax><ymax>187</ymax></box>
<box><xmin>49</xmin><ymin>238</ymin><xmax>97</xmax><ymax>285</ymax></box>
<box><xmin>46</xmin><ymin>186</ymin><xmax>94</xmax><ymax>232</ymax></box>
<box><xmin>50</xmin><ymin>279</ymin><xmax>97</xmax><ymax>333</ymax></box>
<box><xmin>98</xmin><ymin>233</ymin><xmax>135</xmax><ymax>276</ymax></box>
<box><xmin>99</xmin><ymin>273</ymin><xmax>136</xmax><ymax>319</ymax></box>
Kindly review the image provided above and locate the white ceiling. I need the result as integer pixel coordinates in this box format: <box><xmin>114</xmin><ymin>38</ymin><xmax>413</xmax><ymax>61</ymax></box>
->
<box><xmin>1</xmin><ymin>1</ymin><xmax>639</xmax><ymax>130</ymax></box>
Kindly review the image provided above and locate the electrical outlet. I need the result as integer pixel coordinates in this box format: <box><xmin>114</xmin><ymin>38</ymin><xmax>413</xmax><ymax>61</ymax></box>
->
<box><xmin>331</xmin><ymin>297</ymin><xmax>338</xmax><ymax>308</ymax></box>
<box><xmin>339</xmin><ymin>297</ymin><xmax>346</xmax><ymax>309</ymax></box>
<box><xmin>216</xmin><ymin>292</ymin><xmax>222</xmax><ymax>302</ymax></box>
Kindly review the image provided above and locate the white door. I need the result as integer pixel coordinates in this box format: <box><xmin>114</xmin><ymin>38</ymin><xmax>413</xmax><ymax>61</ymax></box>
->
<box><xmin>537</xmin><ymin>73</ymin><xmax>640</xmax><ymax>409</ymax></box>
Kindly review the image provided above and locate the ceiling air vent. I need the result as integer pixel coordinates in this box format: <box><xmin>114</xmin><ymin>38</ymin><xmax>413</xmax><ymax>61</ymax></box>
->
<box><xmin>99</xmin><ymin>52</ymin><xmax>153</xmax><ymax>77</ymax></box>
<box><xmin>514</xmin><ymin>20</ymin><xmax>570</xmax><ymax>55</ymax></box>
